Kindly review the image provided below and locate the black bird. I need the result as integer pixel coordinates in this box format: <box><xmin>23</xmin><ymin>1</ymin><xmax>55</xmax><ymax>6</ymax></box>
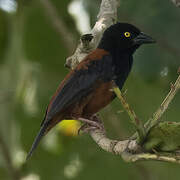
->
<box><xmin>27</xmin><ymin>22</ymin><xmax>155</xmax><ymax>160</ymax></box>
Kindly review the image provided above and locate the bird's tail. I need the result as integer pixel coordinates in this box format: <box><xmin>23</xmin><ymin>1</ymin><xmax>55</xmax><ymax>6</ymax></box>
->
<box><xmin>26</xmin><ymin>114</ymin><xmax>64</xmax><ymax>161</ymax></box>
<box><xmin>26</xmin><ymin>122</ymin><xmax>48</xmax><ymax>161</ymax></box>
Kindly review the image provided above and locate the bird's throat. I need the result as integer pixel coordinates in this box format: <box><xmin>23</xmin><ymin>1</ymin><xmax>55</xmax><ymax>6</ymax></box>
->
<box><xmin>113</xmin><ymin>50</ymin><xmax>134</xmax><ymax>89</ymax></box>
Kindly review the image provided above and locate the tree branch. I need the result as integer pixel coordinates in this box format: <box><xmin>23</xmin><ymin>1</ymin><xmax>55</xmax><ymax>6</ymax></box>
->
<box><xmin>89</xmin><ymin>129</ymin><xmax>141</xmax><ymax>154</ymax></box>
<box><xmin>89</xmin><ymin>129</ymin><xmax>180</xmax><ymax>164</ymax></box>
<box><xmin>65</xmin><ymin>0</ymin><xmax>119</xmax><ymax>69</ymax></box>
<box><xmin>171</xmin><ymin>0</ymin><xmax>180</xmax><ymax>7</ymax></box>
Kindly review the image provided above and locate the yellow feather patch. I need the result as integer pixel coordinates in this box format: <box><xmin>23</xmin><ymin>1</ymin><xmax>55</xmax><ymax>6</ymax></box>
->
<box><xmin>57</xmin><ymin>120</ymin><xmax>81</xmax><ymax>136</ymax></box>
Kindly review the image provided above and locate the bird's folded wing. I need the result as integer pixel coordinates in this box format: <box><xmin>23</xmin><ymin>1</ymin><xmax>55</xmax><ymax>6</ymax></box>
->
<box><xmin>44</xmin><ymin>54</ymin><xmax>114</xmax><ymax>123</ymax></box>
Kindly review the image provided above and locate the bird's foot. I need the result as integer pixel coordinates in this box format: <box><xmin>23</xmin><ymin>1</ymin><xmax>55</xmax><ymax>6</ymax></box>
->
<box><xmin>78</xmin><ymin>115</ymin><xmax>105</xmax><ymax>134</ymax></box>
<box><xmin>78</xmin><ymin>124</ymin><xmax>97</xmax><ymax>134</ymax></box>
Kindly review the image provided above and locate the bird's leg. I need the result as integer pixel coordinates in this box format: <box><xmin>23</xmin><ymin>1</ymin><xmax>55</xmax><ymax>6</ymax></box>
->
<box><xmin>78</xmin><ymin>114</ymin><xmax>105</xmax><ymax>134</ymax></box>
<box><xmin>78</xmin><ymin>125</ymin><xmax>97</xmax><ymax>134</ymax></box>
<box><xmin>78</xmin><ymin>123</ymin><xmax>89</xmax><ymax>135</ymax></box>
<box><xmin>91</xmin><ymin>114</ymin><xmax>105</xmax><ymax>130</ymax></box>
<box><xmin>78</xmin><ymin>118</ymin><xmax>102</xmax><ymax>129</ymax></box>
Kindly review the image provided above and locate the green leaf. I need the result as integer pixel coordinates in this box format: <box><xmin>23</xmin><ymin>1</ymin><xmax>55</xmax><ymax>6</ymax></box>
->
<box><xmin>143</xmin><ymin>122</ymin><xmax>180</xmax><ymax>152</ymax></box>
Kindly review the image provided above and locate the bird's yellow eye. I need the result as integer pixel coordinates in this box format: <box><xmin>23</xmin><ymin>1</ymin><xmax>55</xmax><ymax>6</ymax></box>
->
<box><xmin>124</xmin><ymin>32</ymin><xmax>131</xmax><ymax>38</ymax></box>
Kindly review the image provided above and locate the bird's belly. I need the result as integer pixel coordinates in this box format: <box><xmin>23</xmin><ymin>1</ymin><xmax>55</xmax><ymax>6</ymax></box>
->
<box><xmin>82</xmin><ymin>81</ymin><xmax>115</xmax><ymax>117</ymax></box>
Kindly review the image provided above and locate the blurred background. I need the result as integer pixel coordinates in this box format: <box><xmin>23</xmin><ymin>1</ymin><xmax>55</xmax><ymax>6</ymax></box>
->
<box><xmin>0</xmin><ymin>0</ymin><xmax>180</xmax><ymax>179</ymax></box>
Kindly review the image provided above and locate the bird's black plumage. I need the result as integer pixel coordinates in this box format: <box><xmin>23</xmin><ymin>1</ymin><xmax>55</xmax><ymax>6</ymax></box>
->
<box><xmin>27</xmin><ymin>22</ymin><xmax>155</xmax><ymax>160</ymax></box>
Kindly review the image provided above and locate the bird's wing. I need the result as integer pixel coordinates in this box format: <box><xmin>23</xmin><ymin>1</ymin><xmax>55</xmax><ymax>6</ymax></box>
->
<box><xmin>45</xmin><ymin>54</ymin><xmax>114</xmax><ymax>121</ymax></box>
<box><xmin>26</xmin><ymin>50</ymin><xmax>114</xmax><ymax>160</ymax></box>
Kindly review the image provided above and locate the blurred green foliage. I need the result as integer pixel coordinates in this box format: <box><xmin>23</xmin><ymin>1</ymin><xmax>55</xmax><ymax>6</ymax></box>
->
<box><xmin>0</xmin><ymin>8</ymin><xmax>9</xmax><ymax>63</ymax></box>
<box><xmin>143</xmin><ymin>122</ymin><xmax>180</xmax><ymax>151</ymax></box>
<box><xmin>0</xmin><ymin>0</ymin><xmax>180</xmax><ymax>180</ymax></box>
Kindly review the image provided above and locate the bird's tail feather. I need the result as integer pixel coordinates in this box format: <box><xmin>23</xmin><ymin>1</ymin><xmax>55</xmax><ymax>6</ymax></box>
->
<box><xmin>26</xmin><ymin>123</ymin><xmax>48</xmax><ymax>161</ymax></box>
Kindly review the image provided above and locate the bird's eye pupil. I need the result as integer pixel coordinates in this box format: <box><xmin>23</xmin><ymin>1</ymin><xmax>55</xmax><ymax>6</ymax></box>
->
<box><xmin>124</xmin><ymin>32</ymin><xmax>131</xmax><ymax>38</ymax></box>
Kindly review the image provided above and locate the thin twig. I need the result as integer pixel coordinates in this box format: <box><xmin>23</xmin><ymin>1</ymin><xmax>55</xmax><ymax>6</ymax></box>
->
<box><xmin>121</xmin><ymin>151</ymin><xmax>180</xmax><ymax>163</ymax></box>
<box><xmin>0</xmin><ymin>131</ymin><xmax>20</xmax><ymax>180</ymax></box>
<box><xmin>39</xmin><ymin>0</ymin><xmax>76</xmax><ymax>53</ymax></box>
<box><xmin>145</xmin><ymin>73</ymin><xmax>180</xmax><ymax>132</ymax></box>
<box><xmin>113</xmin><ymin>86</ymin><xmax>145</xmax><ymax>142</ymax></box>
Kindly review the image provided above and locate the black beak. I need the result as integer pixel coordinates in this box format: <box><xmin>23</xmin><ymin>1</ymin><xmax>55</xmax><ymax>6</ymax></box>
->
<box><xmin>133</xmin><ymin>32</ymin><xmax>156</xmax><ymax>45</ymax></box>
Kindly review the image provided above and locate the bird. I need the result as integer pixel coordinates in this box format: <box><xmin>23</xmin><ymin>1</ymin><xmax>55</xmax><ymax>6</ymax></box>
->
<box><xmin>26</xmin><ymin>22</ymin><xmax>155</xmax><ymax>160</ymax></box>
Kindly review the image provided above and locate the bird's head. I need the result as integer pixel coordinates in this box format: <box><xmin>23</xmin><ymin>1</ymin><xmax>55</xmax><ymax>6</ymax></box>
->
<box><xmin>98</xmin><ymin>23</ymin><xmax>155</xmax><ymax>54</ymax></box>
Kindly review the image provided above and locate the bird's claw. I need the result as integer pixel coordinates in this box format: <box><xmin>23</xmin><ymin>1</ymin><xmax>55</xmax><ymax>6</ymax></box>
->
<box><xmin>78</xmin><ymin>125</ymin><xmax>97</xmax><ymax>134</ymax></box>
<box><xmin>78</xmin><ymin>115</ymin><xmax>105</xmax><ymax>134</ymax></box>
